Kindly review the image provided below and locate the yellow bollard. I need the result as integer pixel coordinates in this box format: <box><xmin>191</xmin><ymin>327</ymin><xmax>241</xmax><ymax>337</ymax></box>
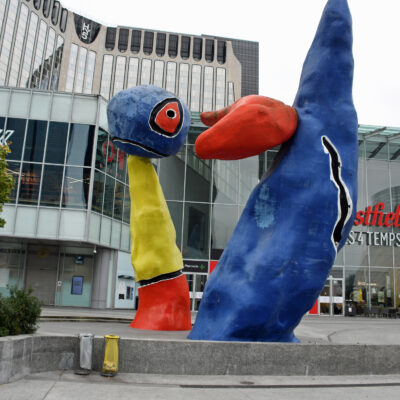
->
<box><xmin>101</xmin><ymin>335</ymin><xmax>119</xmax><ymax>377</ymax></box>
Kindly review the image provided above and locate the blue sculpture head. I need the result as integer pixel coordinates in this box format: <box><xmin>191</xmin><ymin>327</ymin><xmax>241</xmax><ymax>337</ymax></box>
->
<box><xmin>107</xmin><ymin>85</ymin><xmax>190</xmax><ymax>158</ymax></box>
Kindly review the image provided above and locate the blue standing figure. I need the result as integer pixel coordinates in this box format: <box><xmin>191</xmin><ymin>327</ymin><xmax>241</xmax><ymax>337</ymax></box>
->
<box><xmin>189</xmin><ymin>0</ymin><xmax>358</xmax><ymax>342</ymax></box>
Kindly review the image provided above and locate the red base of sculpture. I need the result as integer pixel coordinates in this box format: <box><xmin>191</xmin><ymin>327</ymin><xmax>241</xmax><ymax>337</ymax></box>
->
<box><xmin>130</xmin><ymin>274</ymin><xmax>192</xmax><ymax>331</ymax></box>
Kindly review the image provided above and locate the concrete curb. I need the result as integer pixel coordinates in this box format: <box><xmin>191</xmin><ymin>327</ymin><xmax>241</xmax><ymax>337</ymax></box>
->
<box><xmin>1</xmin><ymin>334</ymin><xmax>400</xmax><ymax>384</ymax></box>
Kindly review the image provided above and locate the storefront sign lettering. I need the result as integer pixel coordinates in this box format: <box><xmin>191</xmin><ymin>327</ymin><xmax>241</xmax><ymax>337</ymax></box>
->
<box><xmin>346</xmin><ymin>231</ymin><xmax>400</xmax><ymax>247</ymax></box>
<box><xmin>354</xmin><ymin>202</ymin><xmax>400</xmax><ymax>227</ymax></box>
<box><xmin>346</xmin><ymin>203</ymin><xmax>400</xmax><ymax>247</ymax></box>
<box><xmin>0</xmin><ymin>129</ymin><xmax>14</xmax><ymax>146</ymax></box>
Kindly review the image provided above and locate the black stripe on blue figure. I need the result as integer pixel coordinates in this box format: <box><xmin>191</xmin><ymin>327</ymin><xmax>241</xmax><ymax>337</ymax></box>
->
<box><xmin>189</xmin><ymin>0</ymin><xmax>358</xmax><ymax>342</ymax></box>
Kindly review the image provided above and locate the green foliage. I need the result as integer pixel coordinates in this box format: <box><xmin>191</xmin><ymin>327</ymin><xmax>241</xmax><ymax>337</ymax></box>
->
<box><xmin>0</xmin><ymin>286</ymin><xmax>42</xmax><ymax>337</ymax></box>
<box><xmin>0</xmin><ymin>145</ymin><xmax>14</xmax><ymax>227</ymax></box>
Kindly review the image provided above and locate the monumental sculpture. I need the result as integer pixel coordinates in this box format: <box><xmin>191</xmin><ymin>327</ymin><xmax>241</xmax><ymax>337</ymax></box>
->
<box><xmin>189</xmin><ymin>0</ymin><xmax>358</xmax><ymax>342</ymax></box>
<box><xmin>107</xmin><ymin>86</ymin><xmax>192</xmax><ymax>330</ymax></box>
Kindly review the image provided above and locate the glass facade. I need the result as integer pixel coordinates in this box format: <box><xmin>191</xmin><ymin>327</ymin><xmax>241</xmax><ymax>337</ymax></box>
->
<box><xmin>0</xmin><ymin>88</ymin><xmax>130</xmax><ymax>249</ymax></box>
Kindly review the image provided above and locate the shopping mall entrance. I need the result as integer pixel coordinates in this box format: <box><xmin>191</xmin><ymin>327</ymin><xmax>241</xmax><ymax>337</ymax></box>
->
<box><xmin>318</xmin><ymin>276</ymin><xmax>344</xmax><ymax>316</ymax></box>
<box><xmin>23</xmin><ymin>244</ymin><xmax>94</xmax><ymax>307</ymax></box>
<box><xmin>185</xmin><ymin>273</ymin><xmax>207</xmax><ymax>311</ymax></box>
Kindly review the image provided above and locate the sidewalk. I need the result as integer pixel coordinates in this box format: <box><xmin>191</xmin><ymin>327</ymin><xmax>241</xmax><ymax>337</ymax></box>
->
<box><xmin>38</xmin><ymin>306</ymin><xmax>400</xmax><ymax>344</ymax></box>
<box><xmin>3</xmin><ymin>370</ymin><xmax>400</xmax><ymax>400</ymax></box>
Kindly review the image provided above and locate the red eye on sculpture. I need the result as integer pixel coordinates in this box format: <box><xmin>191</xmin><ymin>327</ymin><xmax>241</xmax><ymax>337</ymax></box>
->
<box><xmin>150</xmin><ymin>99</ymin><xmax>184</xmax><ymax>137</ymax></box>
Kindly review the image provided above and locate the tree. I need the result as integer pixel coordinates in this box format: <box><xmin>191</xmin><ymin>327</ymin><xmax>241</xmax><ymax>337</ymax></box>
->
<box><xmin>0</xmin><ymin>145</ymin><xmax>14</xmax><ymax>227</ymax></box>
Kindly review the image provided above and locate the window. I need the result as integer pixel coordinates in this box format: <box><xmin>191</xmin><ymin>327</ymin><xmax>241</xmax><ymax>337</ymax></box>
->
<box><xmin>40</xmin><ymin>28</ymin><xmax>56</xmax><ymax>90</ymax></box>
<box><xmin>50</xmin><ymin>36</ymin><xmax>64</xmax><ymax>90</ymax></box>
<box><xmin>100</xmin><ymin>55</ymin><xmax>114</xmax><ymax>100</ymax></box>
<box><xmin>143</xmin><ymin>31</ymin><xmax>154</xmax><ymax>55</ymax></box>
<box><xmin>127</xmin><ymin>57</ymin><xmax>139</xmax><ymax>87</ymax></box>
<box><xmin>19</xmin><ymin>163</ymin><xmax>42</xmax><ymax>205</ymax></box>
<box><xmin>5</xmin><ymin>118</ymin><xmax>27</xmax><ymax>161</ymax></box>
<box><xmin>122</xmin><ymin>186</ymin><xmax>130</xmax><ymax>223</ymax></box>
<box><xmin>113</xmin><ymin>56</ymin><xmax>126</xmax><ymax>96</ymax></box>
<box><xmin>103</xmin><ymin>175</ymin><xmax>115</xmax><ymax>217</ymax></box>
<box><xmin>193</xmin><ymin>38</ymin><xmax>202</xmax><ymax>61</ymax></box>
<box><xmin>19</xmin><ymin>12</ymin><xmax>39</xmax><ymax>88</ymax></box>
<box><xmin>51</xmin><ymin>1</ymin><xmax>60</xmax><ymax>25</ymax></box>
<box><xmin>65</xmin><ymin>43</ymin><xmax>78</xmax><ymax>92</ymax></box>
<box><xmin>60</xmin><ymin>8</ymin><xmax>67</xmax><ymax>32</ymax></box>
<box><xmin>116</xmin><ymin>149</ymin><xmax>127</xmax><ymax>182</ymax></box>
<box><xmin>178</xmin><ymin>63</ymin><xmax>189</xmax><ymax>104</ymax></box>
<box><xmin>45</xmin><ymin>122</ymin><xmax>68</xmax><ymax>164</ymax></box>
<box><xmin>95</xmin><ymin>128</ymin><xmax>108</xmax><ymax>171</ymax></box>
<box><xmin>217</xmin><ymin>40</ymin><xmax>226</xmax><ymax>64</ymax></box>
<box><xmin>118</xmin><ymin>28</ymin><xmax>129</xmax><ymax>52</ymax></box>
<box><xmin>140</xmin><ymin>59</ymin><xmax>151</xmax><ymax>85</ymax></box>
<box><xmin>215</xmin><ymin>68</ymin><xmax>226</xmax><ymax>109</ymax></box>
<box><xmin>8</xmin><ymin>4</ymin><xmax>29</xmax><ymax>87</ymax></box>
<box><xmin>153</xmin><ymin>60</ymin><xmax>164</xmax><ymax>88</ymax></box>
<box><xmin>42</xmin><ymin>0</ymin><xmax>51</xmax><ymax>18</ymax></box>
<box><xmin>181</xmin><ymin>36</ymin><xmax>190</xmax><ymax>60</ymax></box>
<box><xmin>165</xmin><ymin>62</ymin><xmax>176</xmax><ymax>94</ymax></box>
<box><xmin>92</xmin><ymin>170</ymin><xmax>105</xmax><ymax>213</ymax></box>
<box><xmin>156</xmin><ymin>33</ymin><xmax>166</xmax><ymax>56</ymax></box>
<box><xmin>0</xmin><ymin>0</ymin><xmax>19</xmax><ymax>85</ymax></box>
<box><xmin>33</xmin><ymin>0</ymin><xmax>41</xmax><ymax>10</ymax></box>
<box><xmin>30</xmin><ymin>21</ymin><xmax>48</xmax><ymax>88</ymax></box>
<box><xmin>203</xmin><ymin>67</ymin><xmax>213</xmax><ymax>112</ymax></box>
<box><xmin>24</xmin><ymin>120</ymin><xmax>47</xmax><ymax>162</ymax></box>
<box><xmin>40</xmin><ymin>165</ymin><xmax>63</xmax><ymax>206</ymax></box>
<box><xmin>114</xmin><ymin>181</ymin><xmax>124</xmax><ymax>220</ymax></box>
<box><xmin>6</xmin><ymin>161</ymin><xmax>21</xmax><ymax>204</ymax></box>
<box><xmin>228</xmin><ymin>82</ymin><xmax>235</xmax><ymax>105</ymax></box>
<box><xmin>205</xmin><ymin>39</ymin><xmax>214</xmax><ymax>62</ymax></box>
<box><xmin>105</xmin><ymin>27</ymin><xmax>116</xmax><ymax>51</ymax></box>
<box><xmin>62</xmin><ymin>166</ymin><xmax>90</xmax><ymax>209</ymax></box>
<box><xmin>190</xmin><ymin>65</ymin><xmax>201</xmax><ymax>112</ymax></box>
<box><xmin>66</xmin><ymin>124</ymin><xmax>94</xmax><ymax>167</ymax></box>
<box><xmin>74</xmin><ymin>47</ymin><xmax>87</xmax><ymax>93</ymax></box>
<box><xmin>168</xmin><ymin>35</ymin><xmax>178</xmax><ymax>58</ymax></box>
<box><xmin>83</xmin><ymin>51</ymin><xmax>96</xmax><ymax>94</ymax></box>
<box><xmin>131</xmin><ymin>30</ymin><xmax>141</xmax><ymax>53</ymax></box>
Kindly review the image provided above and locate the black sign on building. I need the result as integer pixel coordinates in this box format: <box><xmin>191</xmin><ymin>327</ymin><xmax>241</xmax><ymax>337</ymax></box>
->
<box><xmin>74</xmin><ymin>14</ymin><xmax>101</xmax><ymax>45</ymax></box>
<box><xmin>183</xmin><ymin>260</ymin><xmax>209</xmax><ymax>274</ymax></box>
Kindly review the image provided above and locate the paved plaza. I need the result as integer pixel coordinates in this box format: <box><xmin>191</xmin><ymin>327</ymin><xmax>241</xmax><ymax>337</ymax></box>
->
<box><xmin>1</xmin><ymin>307</ymin><xmax>400</xmax><ymax>399</ymax></box>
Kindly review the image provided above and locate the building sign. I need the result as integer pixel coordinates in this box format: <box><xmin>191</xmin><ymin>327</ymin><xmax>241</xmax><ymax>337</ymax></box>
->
<box><xmin>354</xmin><ymin>203</ymin><xmax>400</xmax><ymax>227</ymax></box>
<box><xmin>183</xmin><ymin>260</ymin><xmax>209</xmax><ymax>273</ymax></box>
<box><xmin>73</xmin><ymin>14</ymin><xmax>101</xmax><ymax>44</ymax></box>
<box><xmin>347</xmin><ymin>202</ymin><xmax>400</xmax><ymax>247</ymax></box>
<box><xmin>0</xmin><ymin>129</ymin><xmax>14</xmax><ymax>146</ymax></box>
<box><xmin>71</xmin><ymin>276</ymin><xmax>84</xmax><ymax>295</ymax></box>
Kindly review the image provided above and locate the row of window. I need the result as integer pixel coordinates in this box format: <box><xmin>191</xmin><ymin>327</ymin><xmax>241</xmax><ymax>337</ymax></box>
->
<box><xmin>65</xmin><ymin>44</ymin><xmax>96</xmax><ymax>93</ymax></box>
<box><xmin>105</xmin><ymin>28</ymin><xmax>227</xmax><ymax>64</ymax></box>
<box><xmin>98</xmin><ymin>55</ymin><xmax>234</xmax><ymax>112</ymax></box>
<box><xmin>0</xmin><ymin>1</ymin><xmax>64</xmax><ymax>90</ymax></box>
<box><xmin>26</xmin><ymin>0</ymin><xmax>68</xmax><ymax>32</ymax></box>
<box><xmin>3</xmin><ymin>118</ymin><xmax>94</xmax><ymax>166</ymax></box>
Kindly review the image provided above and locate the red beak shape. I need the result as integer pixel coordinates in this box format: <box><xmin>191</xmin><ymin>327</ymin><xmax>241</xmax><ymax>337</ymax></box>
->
<box><xmin>195</xmin><ymin>95</ymin><xmax>298</xmax><ymax>160</ymax></box>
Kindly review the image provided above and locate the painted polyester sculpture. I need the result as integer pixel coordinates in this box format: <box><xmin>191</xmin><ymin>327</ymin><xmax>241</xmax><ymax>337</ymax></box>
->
<box><xmin>107</xmin><ymin>85</ymin><xmax>192</xmax><ymax>330</ymax></box>
<box><xmin>189</xmin><ymin>0</ymin><xmax>358</xmax><ymax>342</ymax></box>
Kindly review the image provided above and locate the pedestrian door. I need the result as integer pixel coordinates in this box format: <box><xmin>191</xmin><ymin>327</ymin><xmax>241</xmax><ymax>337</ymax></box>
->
<box><xmin>185</xmin><ymin>274</ymin><xmax>207</xmax><ymax>311</ymax></box>
<box><xmin>319</xmin><ymin>276</ymin><xmax>344</xmax><ymax>316</ymax></box>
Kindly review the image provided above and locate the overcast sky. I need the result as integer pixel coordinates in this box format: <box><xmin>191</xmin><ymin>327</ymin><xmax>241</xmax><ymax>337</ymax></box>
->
<box><xmin>61</xmin><ymin>0</ymin><xmax>400</xmax><ymax>128</ymax></box>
